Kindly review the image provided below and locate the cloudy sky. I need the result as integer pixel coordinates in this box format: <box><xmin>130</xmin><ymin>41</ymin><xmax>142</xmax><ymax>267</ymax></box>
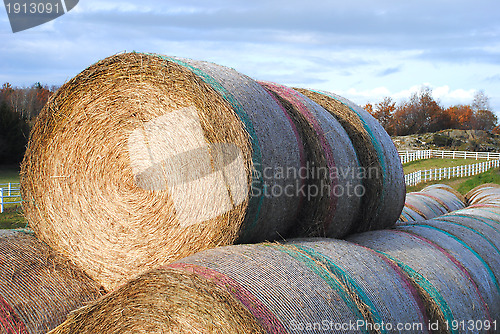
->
<box><xmin>1</xmin><ymin>0</ymin><xmax>499</xmax><ymax>113</ymax></box>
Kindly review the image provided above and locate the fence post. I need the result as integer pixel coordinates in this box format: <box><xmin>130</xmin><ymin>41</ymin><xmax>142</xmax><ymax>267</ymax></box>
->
<box><xmin>0</xmin><ymin>188</ymin><xmax>3</xmax><ymax>214</ymax></box>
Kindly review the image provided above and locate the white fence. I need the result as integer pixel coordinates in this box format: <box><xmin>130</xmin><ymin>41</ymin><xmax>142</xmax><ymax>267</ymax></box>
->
<box><xmin>0</xmin><ymin>183</ymin><xmax>21</xmax><ymax>213</ymax></box>
<box><xmin>399</xmin><ymin>149</ymin><xmax>500</xmax><ymax>164</ymax></box>
<box><xmin>405</xmin><ymin>159</ymin><xmax>500</xmax><ymax>186</ymax></box>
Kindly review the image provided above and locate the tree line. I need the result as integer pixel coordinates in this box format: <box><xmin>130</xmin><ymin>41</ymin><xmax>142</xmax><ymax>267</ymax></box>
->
<box><xmin>0</xmin><ymin>82</ymin><xmax>57</xmax><ymax>164</ymax></box>
<box><xmin>363</xmin><ymin>87</ymin><xmax>498</xmax><ymax>136</ymax></box>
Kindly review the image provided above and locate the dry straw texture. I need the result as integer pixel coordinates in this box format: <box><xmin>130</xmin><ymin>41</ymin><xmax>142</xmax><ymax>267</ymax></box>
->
<box><xmin>50</xmin><ymin>240</ymin><xmax>429</xmax><ymax>333</ymax></box>
<box><xmin>259</xmin><ymin>82</ymin><xmax>361</xmax><ymax>237</ymax></box>
<box><xmin>49</xmin><ymin>184</ymin><xmax>500</xmax><ymax>333</ymax></box>
<box><xmin>21</xmin><ymin>52</ymin><xmax>305</xmax><ymax>290</ymax></box>
<box><xmin>48</xmin><ymin>267</ymin><xmax>265</xmax><ymax>334</ymax></box>
<box><xmin>294</xmin><ymin>88</ymin><xmax>405</xmax><ymax>232</ymax></box>
<box><xmin>0</xmin><ymin>230</ymin><xmax>103</xmax><ymax>334</ymax></box>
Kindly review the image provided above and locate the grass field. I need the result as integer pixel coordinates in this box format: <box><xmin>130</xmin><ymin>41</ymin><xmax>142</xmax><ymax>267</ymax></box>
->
<box><xmin>405</xmin><ymin>167</ymin><xmax>500</xmax><ymax>193</ymax></box>
<box><xmin>403</xmin><ymin>158</ymin><xmax>478</xmax><ymax>174</ymax></box>
<box><xmin>0</xmin><ymin>165</ymin><xmax>25</xmax><ymax>229</ymax></box>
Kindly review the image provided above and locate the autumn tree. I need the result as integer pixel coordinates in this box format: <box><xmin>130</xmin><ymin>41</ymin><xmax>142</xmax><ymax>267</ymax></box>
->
<box><xmin>373</xmin><ymin>97</ymin><xmax>396</xmax><ymax>134</ymax></box>
<box><xmin>390</xmin><ymin>87</ymin><xmax>445</xmax><ymax>135</ymax></box>
<box><xmin>445</xmin><ymin>105</ymin><xmax>474</xmax><ymax>129</ymax></box>
<box><xmin>363</xmin><ymin>103</ymin><xmax>373</xmax><ymax>115</ymax></box>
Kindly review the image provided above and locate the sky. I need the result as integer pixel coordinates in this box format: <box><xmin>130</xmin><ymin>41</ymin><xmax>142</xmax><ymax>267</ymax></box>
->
<box><xmin>1</xmin><ymin>0</ymin><xmax>499</xmax><ymax>114</ymax></box>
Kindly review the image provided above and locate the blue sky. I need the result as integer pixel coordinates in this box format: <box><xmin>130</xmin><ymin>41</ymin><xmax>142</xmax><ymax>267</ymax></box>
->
<box><xmin>1</xmin><ymin>0</ymin><xmax>499</xmax><ymax>113</ymax></box>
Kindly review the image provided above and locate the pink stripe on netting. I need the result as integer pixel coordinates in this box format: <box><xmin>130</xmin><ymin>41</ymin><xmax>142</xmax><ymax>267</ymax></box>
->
<box><xmin>393</xmin><ymin>230</ymin><xmax>493</xmax><ymax>324</ymax></box>
<box><xmin>468</xmin><ymin>204</ymin><xmax>500</xmax><ymax>209</ymax></box>
<box><xmin>0</xmin><ymin>295</ymin><xmax>28</xmax><ymax>334</ymax></box>
<box><xmin>169</xmin><ymin>263</ymin><xmax>289</xmax><ymax>334</ymax></box>
<box><xmin>262</xmin><ymin>82</ymin><xmax>338</xmax><ymax>231</ymax></box>
<box><xmin>413</xmin><ymin>193</ymin><xmax>451</xmax><ymax>212</ymax></box>
<box><xmin>266</xmin><ymin>89</ymin><xmax>306</xmax><ymax>216</ymax></box>
<box><xmin>352</xmin><ymin>243</ymin><xmax>430</xmax><ymax>328</ymax></box>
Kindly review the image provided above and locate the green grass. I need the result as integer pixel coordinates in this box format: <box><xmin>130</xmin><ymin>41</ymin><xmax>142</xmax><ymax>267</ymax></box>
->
<box><xmin>406</xmin><ymin>167</ymin><xmax>500</xmax><ymax>194</ymax></box>
<box><xmin>403</xmin><ymin>158</ymin><xmax>477</xmax><ymax>174</ymax></box>
<box><xmin>0</xmin><ymin>206</ymin><xmax>26</xmax><ymax>229</ymax></box>
<box><xmin>0</xmin><ymin>165</ymin><xmax>24</xmax><ymax>229</ymax></box>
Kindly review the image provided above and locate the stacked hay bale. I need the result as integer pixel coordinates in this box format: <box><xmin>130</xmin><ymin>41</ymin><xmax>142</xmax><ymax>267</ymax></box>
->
<box><xmin>259</xmin><ymin>82</ymin><xmax>361</xmax><ymax>237</ymax></box>
<box><xmin>0</xmin><ymin>230</ymin><xmax>104</xmax><ymax>334</ymax></box>
<box><xmin>293</xmin><ymin>88</ymin><xmax>406</xmax><ymax>232</ymax></box>
<box><xmin>49</xmin><ymin>240</ymin><xmax>429</xmax><ymax>333</ymax></box>
<box><xmin>398</xmin><ymin>184</ymin><xmax>466</xmax><ymax>223</ymax></box>
<box><xmin>21</xmin><ymin>52</ymin><xmax>304</xmax><ymax>290</ymax></box>
<box><xmin>21</xmin><ymin>53</ymin><xmax>405</xmax><ymax>291</ymax></box>
<box><xmin>49</xmin><ymin>186</ymin><xmax>500</xmax><ymax>333</ymax></box>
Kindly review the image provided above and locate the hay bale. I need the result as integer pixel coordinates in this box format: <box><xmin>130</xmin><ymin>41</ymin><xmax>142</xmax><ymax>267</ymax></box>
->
<box><xmin>50</xmin><ymin>240</ymin><xmax>431</xmax><ymax>333</ymax></box>
<box><xmin>48</xmin><ymin>267</ymin><xmax>265</xmax><ymax>334</ymax></box>
<box><xmin>259</xmin><ymin>82</ymin><xmax>361</xmax><ymax>237</ymax></box>
<box><xmin>398</xmin><ymin>184</ymin><xmax>466</xmax><ymax>224</ymax></box>
<box><xmin>0</xmin><ymin>230</ymin><xmax>103</xmax><ymax>334</ymax></box>
<box><xmin>347</xmin><ymin>230</ymin><xmax>492</xmax><ymax>330</ymax></box>
<box><xmin>420</xmin><ymin>186</ymin><xmax>466</xmax><ymax>212</ymax></box>
<box><xmin>466</xmin><ymin>183</ymin><xmax>500</xmax><ymax>205</ymax></box>
<box><xmin>293</xmin><ymin>88</ymin><xmax>405</xmax><ymax>232</ymax></box>
<box><xmin>396</xmin><ymin>223</ymin><xmax>500</xmax><ymax>320</ymax></box>
<box><xmin>402</xmin><ymin>194</ymin><xmax>446</xmax><ymax>220</ymax></box>
<box><xmin>421</xmin><ymin>184</ymin><xmax>466</xmax><ymax>204</ymax></box>
<box><xmin>413</xmin><ymin>218</ymin><xmax>500</xmax><ymax>284</ymax></box>
<box><xmin>398</xmin><ymin>206</ymin><xmax>427</xmax><ymax>223</ymax></box>
<box><xmin>21</xmin><ymin>52</ymin><xmax>305</xmax><ymax>290</ymax></box>
<box><xmin>434</xmin><ymin>215</ymin><xmax>500</xmax><ymax>250</ymax></box>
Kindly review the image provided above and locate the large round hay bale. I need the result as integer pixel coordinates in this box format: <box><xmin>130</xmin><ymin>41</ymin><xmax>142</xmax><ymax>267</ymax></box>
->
<box><xmin>435</xmin><ymin>215</ymin><xmax>500</xmax><ymax>250</ymax></box>
<box><xmin>397</xmin><ymin>184</ymin><xmax>466</xmax><ymax>225</ymax></box>
<box><xmin>403</xmin><ymin>193</ymin><xmax>447</xmax><ymax>220</ymax></box>
<box><xmin>421</xmin><ymin>184</ymin><xmax>466</xmax><ymax>204</ymax></box>
<box><xmin>293</xmin><ymin>88</ymin><xmax>405</xmax><ymax>231</ymax></box>
<box><xmin>396</xmin><ymin>223</ymin><xmax>500</xmax><ymax>320</ymax></box>
<box><xmin>259</xmin><ymin>82</ymin><xmax>361</xmax><ymax>237</ymax></box>
<box><xmin>21</xmin><ymin>52</ymin><xmax>305</xmax><ymax>290</ymax></box>
<box><xmin>49</xmin><ymin>240</ymin><xmax>428</xmax><ymax>333</ymax></box>
<box><xmin>420</xmin><ymin>185</ymin><xmax>466</xmax><ymax>212</ymax></box>
<box><xmin>466</xmin><ymin>183</ymin><xmax>500</xmax><ymax>205</ymax></box>
<box><xmin>414</xmin><ymin>218</ymin><xmax>500</xmax><ymax>286</ymax></box>
<box><xmin>0</xmin><ymin>230</ymin><xmax>103</xmax><ymax>334</ymax></box>
<box><xmin>347</xmin><ymin>230</ymin><xmax>492</xmax><ymax>329</ymax></box>
<box><xmin>398</xmin><ymin>205</ymin><xmax>427</xmax><ymax>223</ymax></box>
<box><xmin>49</xmin><ymin>267</ymin><xmax>266</xmax><ymax>334</ymax></box>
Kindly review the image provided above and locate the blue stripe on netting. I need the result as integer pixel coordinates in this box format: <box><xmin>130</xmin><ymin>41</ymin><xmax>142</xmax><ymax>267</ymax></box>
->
<box><xmin>266</xmin><ymin>244</ymin><xmax>370</xmax><ymax>333</ymax></box>
<box><xmin>143</xmin><ymin>53</ymin><xmax>264</xmax><ymax>235</ymax></box>
<box><xmin>430</xmin><ymin>219</ymin><xmax>500</xmax><ymax>257</ymax></box>
<box><xmin>447</xmin><ymin>213</ymin><xmax>500</xmax><ymax>231</ymax></box>
<box><xmin>406</xmin><ymin>224</ymin><xmax>500</xmax><ymax>295</ymax></box>
<box><xmin>371</xmin><ymin>249</ymin><xmax>457</xmax><ymax>333</ymax></box>
<box><xmin>294</xmin><ymin>244</ymin><xmax>386</xmax><ymax>332</ymax></box>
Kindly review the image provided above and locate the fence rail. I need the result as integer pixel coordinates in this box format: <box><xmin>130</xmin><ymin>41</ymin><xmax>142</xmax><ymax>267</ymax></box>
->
<box><xmin>398</xmin><ymin>149</ymin><xmax>500</xmax><ymax>164</ymax></box>
<box><xmin>405</xmin><ymin>159</ymin><xmax>500</xmax><ymax>186</ymax></box>
<box><xmin>0</xmin><ymin>183</ymin><xmax>21</xmax><ymax>213</ymax></box>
